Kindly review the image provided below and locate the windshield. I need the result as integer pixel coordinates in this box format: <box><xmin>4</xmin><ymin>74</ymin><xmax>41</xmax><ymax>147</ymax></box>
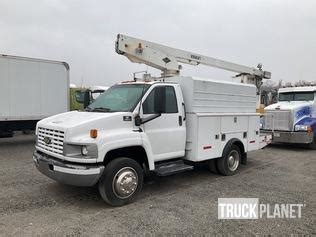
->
<box><xmin>86</xmin><ymin>84</ymin><xmax>150</xmax><ymax>112</ymax></box>
<box><xmin>279</xmin><ymin>92</ymin><xmax>314</xmax><ymax>101</ymax></box>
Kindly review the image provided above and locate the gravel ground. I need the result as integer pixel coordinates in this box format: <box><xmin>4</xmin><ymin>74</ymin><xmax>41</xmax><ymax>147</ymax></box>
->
<box><xmin>0</xmin><ymin>133</ymin><xmax>315</xmax><ymax>236</ymax></box>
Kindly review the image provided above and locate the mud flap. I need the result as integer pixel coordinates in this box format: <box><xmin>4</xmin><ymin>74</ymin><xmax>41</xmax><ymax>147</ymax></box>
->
<box><xmin>241</xmin><ymin>153</ymin><xmax>247</xmax><ymax>165</ymax></box>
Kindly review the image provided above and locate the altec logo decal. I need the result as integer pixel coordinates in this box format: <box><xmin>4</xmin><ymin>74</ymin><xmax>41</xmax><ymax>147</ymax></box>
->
<box><xmin>218</xmin><ymin>198</ymin><xmax>305</xmax><ymax>219</ymax></box>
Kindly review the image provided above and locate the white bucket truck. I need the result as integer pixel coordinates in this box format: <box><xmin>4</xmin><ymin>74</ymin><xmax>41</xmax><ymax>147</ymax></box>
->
<box><xmin>33</xmin><ymin>35</ymin><xmax>272</xmax><ymax>206</ymax></box>
<box><xmin>262</xmin><ymin>86</ymin><xmax>316</xmax><ymax>148</ymax></box>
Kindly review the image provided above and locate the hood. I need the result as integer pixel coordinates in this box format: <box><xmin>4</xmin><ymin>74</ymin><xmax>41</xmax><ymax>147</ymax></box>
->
<box><xmin>38</xmin><ymin>111</ymin><xmax>127</xmax><ymax>129</ymax></box>
<box><xmin>264</xmin><ymin>101</ymin><xmax>314</xmax><ymax>129</ymax></box>
<box><xmin>264</xmin><ymin>101</ymin><xmax>313</xmax><ymax>111</ymax></box>
<box><xmin>37</xmin><ymin>111</ymin><xmax>135</xmax><ymax>141</ymax></box>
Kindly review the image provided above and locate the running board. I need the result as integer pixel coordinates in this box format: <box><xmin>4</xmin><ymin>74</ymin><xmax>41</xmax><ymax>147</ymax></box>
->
<box><xmin>154</xmin><ymin>160</ymin><xmax>194</xmax><ymax>176</ymax></box>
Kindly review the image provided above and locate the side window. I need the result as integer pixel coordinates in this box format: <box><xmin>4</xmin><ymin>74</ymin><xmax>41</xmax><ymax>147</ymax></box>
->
<box><xmin>143</xmin><ymin>88</ymin><xmax>155</xmax><ymax>114</ymax></box>
<box><xmin>143</xmin><ymin>86</ymin><xmax>178</xmax><ymax>114</ymax></box>
<box><xmin>75</xmin><ymin>91</ymin><xmax>85</xmax><ymax>103</ymax></box>
<box><xmin>165</xmin><ymin>86</ymin><xmax>178</xmax><ymax>113</ymax></box>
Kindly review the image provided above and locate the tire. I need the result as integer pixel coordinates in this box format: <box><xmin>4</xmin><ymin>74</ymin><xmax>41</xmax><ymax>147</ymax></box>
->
<box><xmin>98</xmin><ymin>157</ymin><xmax>143</xmax><ymax>206</ymax></box>
<box><xmin>23</xmin><ymin>130</ymin><xmax>33</xmax><ymax>135</ymax></box>
<box><xmin>217</xmin><ymin>144</ymin><xmax>241</xmax><ymax>176</ymax></box>
<box><xmin>208</xmin><ymin>158</ymin><xmax>218</xmax><ymax>174</ymax></box>
<box><xmin>308</xmin><ymin>137</ymin><xmax>316</xmax><ymax>150</ymax></box>
<box><xmin>0</xmin><ymin>131</ymin><xmax>13</xmax><ymax>138</ymax></box>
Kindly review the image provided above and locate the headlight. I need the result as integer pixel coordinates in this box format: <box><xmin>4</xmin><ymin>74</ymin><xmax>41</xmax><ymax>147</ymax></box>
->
<box><xmin>295</xmin><ymin>125</ymin><xmax>311</xmax><ymax>131</ymax></box>
<box><xmin>64</xmin><ymin>143</ymin><xmax>98</xmax><ymax>158</ymax></box>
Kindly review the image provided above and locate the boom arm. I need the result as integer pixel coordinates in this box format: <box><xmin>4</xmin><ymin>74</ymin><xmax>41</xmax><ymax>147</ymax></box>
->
<box><xmin>115</xmin><ymin>34</ymin><xmax>271</xmax><ymax>81</ymax></box>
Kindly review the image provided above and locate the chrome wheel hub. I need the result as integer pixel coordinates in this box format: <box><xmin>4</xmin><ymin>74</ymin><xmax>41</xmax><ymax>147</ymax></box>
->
<box><xmin>112</xmin><ymin>167</ymin><xmax>138</xmax><ymax>199</ymax></box>
<box><xmin>227</xmin><ymin>150</ymin><xmax>239</xmax><ymax>172</ymax></box>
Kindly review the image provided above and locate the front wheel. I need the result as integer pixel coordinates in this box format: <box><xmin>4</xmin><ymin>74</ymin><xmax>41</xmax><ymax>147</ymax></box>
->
<box><xmin>217</xmin><ymin>144</ymin><xmax>241</xmax><ymax>176</ymax></box>
<box><xmin>98</xmin><ymin>157</ymin><xmax>144</xmax><ymax>206</ymax></box>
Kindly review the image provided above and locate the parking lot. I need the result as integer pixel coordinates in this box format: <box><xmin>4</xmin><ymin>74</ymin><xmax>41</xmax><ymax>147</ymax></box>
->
<box><xmin>0</xmin><ymin>133</ymin><xmax>315</xmax><ymax>236</ymax></box>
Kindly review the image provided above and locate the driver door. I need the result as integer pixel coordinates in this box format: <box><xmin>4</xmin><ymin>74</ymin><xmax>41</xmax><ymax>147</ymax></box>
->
<box><xmin>141</xmin><ymin>85</ymin><xmax>186</xmax><ymax>161</ymax></box>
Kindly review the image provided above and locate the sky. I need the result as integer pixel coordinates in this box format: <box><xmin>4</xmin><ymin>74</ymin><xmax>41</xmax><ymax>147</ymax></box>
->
<box><xmin>0</xmin><ymin>0</ymin><xmax>315</xmax><ymax>87</ymax></box>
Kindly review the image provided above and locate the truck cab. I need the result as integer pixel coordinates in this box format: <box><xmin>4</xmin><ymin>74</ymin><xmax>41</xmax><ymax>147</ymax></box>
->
<box><xmin>262</xmin><ymin>86</ymin><xmax>316</xmax><ymax>146</ymax></box>
<box><xmin>34</xmin><ymin>80</ymin><xmax>187</xmax><ymax>205</ymax></box>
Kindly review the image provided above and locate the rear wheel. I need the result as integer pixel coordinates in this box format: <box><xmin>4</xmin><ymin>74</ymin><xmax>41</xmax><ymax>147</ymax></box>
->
<box><xmin>22</xmin><ymin>129</ymin><xmax>33</xmax><ymax>135</ymax></box>
<box><xmin>98</xmin><ymin>157</ymin><xmax>143</xmax><ymax>206</ymax></box>
<box><xmin>0</xmin><ymin>131</ymin><xmax>13</xmax><ymax>138</ymax></box>
<box><xmin>217</xmin><ymin>144</ymin><xmax>241</xmax><ymax>176</ymax></box>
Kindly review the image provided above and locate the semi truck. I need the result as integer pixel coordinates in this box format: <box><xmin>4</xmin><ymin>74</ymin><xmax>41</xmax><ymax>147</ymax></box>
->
<box><xmin>33</xmin><ymin>34</ymin><xmax>272</xmax><ymax>206</ymax></box>
<box><xmin>0</xmin><ymin>54</ymin><xmax>69</xmax><ymax>137</ymax></box>
<box><xmin>262</xmin><ymin>86</ymin><xmax>316</xmax><ymax>148</ymax></box>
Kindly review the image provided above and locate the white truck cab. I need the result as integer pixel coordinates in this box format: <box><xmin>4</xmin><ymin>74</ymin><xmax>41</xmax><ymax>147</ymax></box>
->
<box><xmin>262</xmin><ymin>86</ymin><xmax>316</xmax><ymax>147</ymax></box>
<box><xmin>33</xmin><ymin>35</ymin><xmax>272</xmax><ymax>206</ymax></box>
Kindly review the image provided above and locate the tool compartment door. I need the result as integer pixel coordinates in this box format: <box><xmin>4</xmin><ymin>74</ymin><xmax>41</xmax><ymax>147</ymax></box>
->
<box><xmin>220</xmin><ymin>115</ymin><xmax>248</xmax><ymax>152</ymax></box>
<box><xmin>196</xmin><ymin>116</ymin><xmax>221</xmax><ymax>160</ymax></box>
<box><xmin>247</xmin><ymin>115</ymin><xmax>260</xmax><ymax>151</ymax></box>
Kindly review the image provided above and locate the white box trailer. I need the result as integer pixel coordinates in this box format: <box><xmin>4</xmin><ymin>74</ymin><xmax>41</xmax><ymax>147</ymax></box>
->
<box><xmin>0</xmin><ymin>54</ymin><xmax>69</xmax><ymax>136</ymax></box>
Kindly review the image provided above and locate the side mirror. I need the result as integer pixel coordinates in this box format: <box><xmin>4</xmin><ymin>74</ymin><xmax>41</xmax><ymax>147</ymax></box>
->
<box><xmin>134</xmin><ymin>115</ymin><xmax>142</xmax><ymax>126</ymax></box>
<box><xmin>154</xmin><ymin>87</ymin><xmax>165</xmax><ymax>114</ymax></box>
<box><xmin>83</xmin><ymin>91</ymin><xmax>91</xmax><ymax>108</ymax></box>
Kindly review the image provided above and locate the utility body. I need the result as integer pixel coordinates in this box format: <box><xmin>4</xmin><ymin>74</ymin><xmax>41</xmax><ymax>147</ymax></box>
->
<box><xmin>33</xmin><ymin>35</ymin><xmax>272</xmax><ymax>206</ymax></box>
<box><xmin>262</xmin><ymin>86</ymin><xmax>316</xmax><ymax>147</ymax></box>
<box><xmin>0</xmin><ymin>54</ymin><xmax>69</xmax><ymax>137</ymax></box>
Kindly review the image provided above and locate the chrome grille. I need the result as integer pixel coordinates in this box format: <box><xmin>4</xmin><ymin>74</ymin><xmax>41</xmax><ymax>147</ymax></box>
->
<box><xmin>37</xmin><ymin>127</ymin><xmax>64</xmax><ymax>155</ymax></box>
<box><xmin>264</xmin><ymin>110</ymin><xmax>292</xmax><ymax>131</ymax></box>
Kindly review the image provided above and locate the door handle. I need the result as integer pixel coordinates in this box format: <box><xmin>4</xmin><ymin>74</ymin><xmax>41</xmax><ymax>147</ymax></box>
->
<box><xmin>179</xmin><ymin>116</ymin><xmax>183</xmax><ymax>126</ymax></box>
<box><xmin>182</xmin><ymin>102</ymin><xmax>186</xmax><ymax>121</ymax></box>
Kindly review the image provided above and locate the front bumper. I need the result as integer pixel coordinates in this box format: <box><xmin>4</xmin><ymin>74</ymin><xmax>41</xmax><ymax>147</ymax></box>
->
<box><xmin>33</xmin><ymin>150</ymin><xmax>104</xmax><ymax>187</ymax></box>
<box><xmin>262</xmin><ymin>130</ymin><xmax>314</xmax><ymax>144</ymax></box>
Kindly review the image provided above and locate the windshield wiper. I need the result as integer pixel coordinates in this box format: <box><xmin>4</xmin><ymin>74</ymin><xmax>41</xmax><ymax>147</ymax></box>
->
<box><xmin>89</xmin><ymin>107</ymin><xmax>112</xmax><ymax>112</ymax></box>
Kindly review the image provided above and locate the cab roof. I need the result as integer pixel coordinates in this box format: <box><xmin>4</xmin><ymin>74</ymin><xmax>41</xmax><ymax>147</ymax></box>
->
<box><xmin>118</xmin><ymin>79</ymin><xmax>176</xmax><ymax>85</ymax></box>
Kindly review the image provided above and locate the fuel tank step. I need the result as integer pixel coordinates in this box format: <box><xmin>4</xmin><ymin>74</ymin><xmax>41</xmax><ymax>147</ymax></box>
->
<box><xmin>154</xmin><ymin>160</ymin><xmax>194</xmax><ymax>176</ymax></box>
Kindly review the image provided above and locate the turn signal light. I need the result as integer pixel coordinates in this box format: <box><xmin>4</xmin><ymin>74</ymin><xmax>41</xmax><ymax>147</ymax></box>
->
<box><xmin>307</xmin><ymin>126</ymin><xmax>313</xmax><ymax>134</ymax></box>
<box><xmin>90</xmin><ymin>129</ymin><xmax>98</xmax><ymax>138</ymax></box>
